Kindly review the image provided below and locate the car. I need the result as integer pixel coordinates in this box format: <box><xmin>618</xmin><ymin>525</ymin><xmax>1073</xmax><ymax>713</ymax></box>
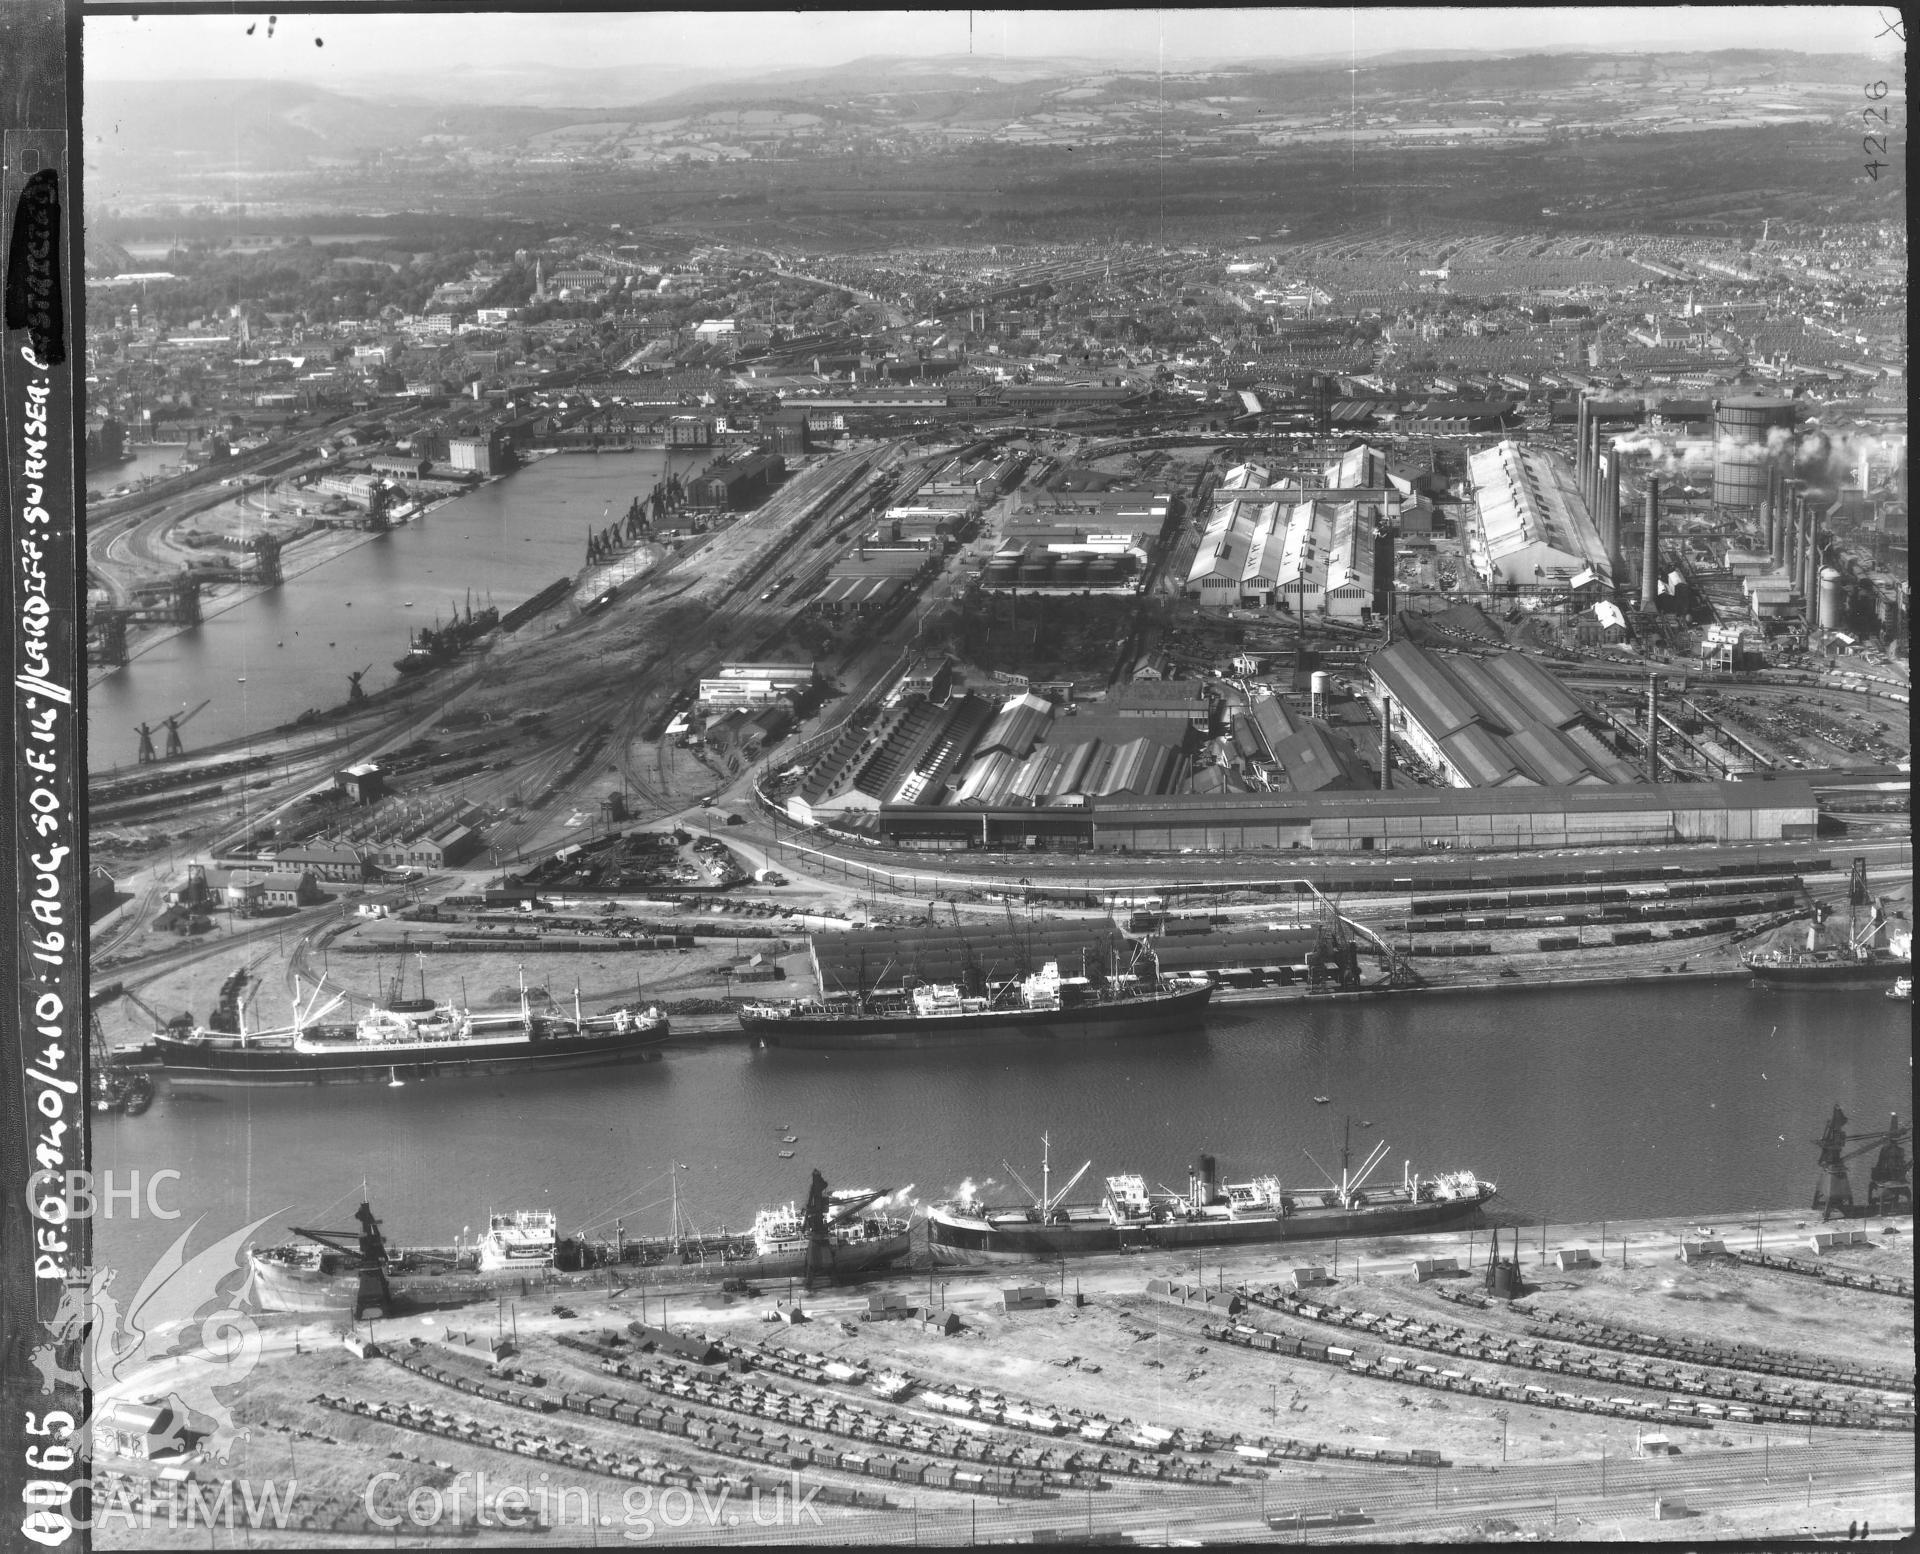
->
<box><xmin>726</xmin><ymin>813</ymin><xmax>746</xmax><ymax>826</ymax></box>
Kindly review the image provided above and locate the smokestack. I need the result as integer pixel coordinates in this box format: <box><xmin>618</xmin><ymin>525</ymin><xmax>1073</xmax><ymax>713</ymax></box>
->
<box><xmin>1603</xmin><ymin>445</ymin><xmax>1620</xmax><ymax>580</ymax></box>
<box><xmin>1801</xmin><ymin>494</ymin><xmax>1818</xmax><ymax>608</ymax></box>
<box><xmin>1587</xmin><ymin>416</ymin><xmax>1602</xmax><ymax>517</ymax></box>
<box><xmin>1641</xmin><ymin>476</ymin><xmax>1660</xmax><ymax>613</ymax></box>
<box><xmin>1576</xmin><ymin>398</ymin><xmax>1591</xmax><ymax>506</ymax></box>
<box><xmin>1646</xmin><ymin>674</ymin><xmax>1661</xmax><ymax>782</ymax></box>
<box><xmin>1379</xmin><ymin>696</ymin><xmax>1392</xmax><ymax>790</ymax></box>
<box><xmin>1770</xmin><ymin>468</ymin><xmax>1786</xmax><ymax>564</ymax></box>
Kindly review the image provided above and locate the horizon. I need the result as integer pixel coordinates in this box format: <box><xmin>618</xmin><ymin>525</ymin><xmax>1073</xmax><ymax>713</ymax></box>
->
<box><xmin>85</xmin><ymin>6</ymin><xmax>1899</xmax><ymax>89</ymax></box>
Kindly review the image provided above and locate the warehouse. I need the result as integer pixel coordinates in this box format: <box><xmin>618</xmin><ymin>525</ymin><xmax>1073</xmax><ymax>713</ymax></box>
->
<box><xmin>687</xmin><ymin>450</ymin><xmax>785</xmax><ymax>510</ymax></box>
<box><xmin>1466</xmin><ymin>440</ymin><xmax>1609</xmax><ymax>587</ymax></box>
<box><xmin>1368</xmin><ymin>640</ymin><xmax>1638</xmax><ymax>787</ymax></box>
<box><xmin>876</xmin><ymin>779</ymin><xmax>1816</xmax><ymax>853</ymax></box>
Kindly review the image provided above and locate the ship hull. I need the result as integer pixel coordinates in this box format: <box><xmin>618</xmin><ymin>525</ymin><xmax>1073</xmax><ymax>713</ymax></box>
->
<box><xmin>1745</xmin><ymin>957</ymin><xmax>1912</xmax><ymax>989</ymax></box>
<box><xmin>143</xmin><ymin>1022</ymin><xmax>670</xmax><ymax>1087</ymax></box>
<box><xmin>247</xmin><ymin>1229</ymin><xmax>911</xmax><ymax>1314</ymax></box>
<box><xmin>742</xmin><ymin>983</ymin><xmax>1212</xmax><ymax>1049</ymax></box>
<box><xmin>927</xmin><ymin>1192</ymin><xmax>1494</xmax><ymax>1264</ymax></box>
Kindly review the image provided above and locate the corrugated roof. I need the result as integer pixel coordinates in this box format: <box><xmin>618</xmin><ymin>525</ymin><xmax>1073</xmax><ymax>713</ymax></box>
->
<box><xmin>1440</xmin><ymin>723</ymin><xmax>1527</xmax><ymax>786</ymax></box>
<box><xmin>1505</xmin><ymin>724</ymin><xmax>1594</xmax><ymax>786</ymax></box>
<box><xmin>1480</xmin><ymin>651</ymin><xmax>1587</xmax><ymax>729</ymax></box>
<box><xmin>951</xmin><ymin>749</ymin><xmax>1026</xmax><ymax>807</ymax></box>
<box><xmin>1086</xmin><ymin>777</ymin><xmax>1817</xmax><ymax>822</ymax></box>
<box><xmin>1371</xmin><ymin>640</ymin><xmax>1482</xmax><ymax>739</ymax></box>
<box><xmin>1442</xmin><ymin>654</ymin><xmax>1526</xmax><ymax>735</ymax></box>
<box><xmin>977</xmin><ymin>693</ymin><xmax>1054</xmax><ymax>761</ymax></box>
<box><xmin>1272</xmin><ymin>721</ymin><xmax>1373</xmax><ymax>792</ymax></box>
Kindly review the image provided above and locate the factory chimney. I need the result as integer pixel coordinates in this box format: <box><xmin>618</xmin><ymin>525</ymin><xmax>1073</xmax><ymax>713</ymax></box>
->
<box><xmin>1379</xmin><ymin>696</ymin><xmax>1393</xmax><ymax>790</ymax></box>
<box><xmin>1769</xmin><ymin>467</ymin><xmax>1787</xmax><ymax>565</ymax></box>
<box><xmin>1641</xmin><ymin>477</ymin><xmax>1661</xmax><ymax>613</ymax></box>
<box><xmin>1603</xmin><ymin>443</ymin><xmax>1621</xmax><ymax>580</ymax></box>
<box><xmin>1576</xmin><ymin>398</ymin><xmax>1592</xmax><ymax>508</ymax></box>
<box><xmin>1801</xmin><ymin>494</ymin><xmax>1820</xmax><ymax>609</ymax></box>
<box><xmin>1645</xmin><ymin>674</ymin><xmax>1661</xmax><ymax>782</ymax></box>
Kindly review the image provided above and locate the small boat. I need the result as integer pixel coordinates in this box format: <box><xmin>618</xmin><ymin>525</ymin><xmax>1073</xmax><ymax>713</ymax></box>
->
<box><xmin>782</xmin><ymin>1134</ymin><xmax>798</xmax><ymax>1144</ymax></box>
<box><xmin>236</xmin><ymin>676</ymin><xmax>246</xmax><ymax>683</ymax></box>
<box><xmin>778</xmin><ymin>1150</ymin><xmax>795</xmax><ymax>1159</ymax></box>
<box><xmin>404</xmin><ymin>601</ymin><xmax>414</xmax><ymax>608</ymax></box>
<box><xmin>1891</xmin><ymin>976</ymin><xmax>1913</xmax><ymax>1002</ymax></box>
<box><xmin>1313</xmin><ymin>1096</ymin><xmax>1331</xmax><ymax>1105</ymax></box>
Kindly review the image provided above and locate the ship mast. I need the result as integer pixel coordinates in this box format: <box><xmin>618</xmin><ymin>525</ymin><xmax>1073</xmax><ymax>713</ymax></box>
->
<box><xmin>1043</xmin><ymin>1132</ymin><xmax>1050</xmax><ymax>1220</ymax></box>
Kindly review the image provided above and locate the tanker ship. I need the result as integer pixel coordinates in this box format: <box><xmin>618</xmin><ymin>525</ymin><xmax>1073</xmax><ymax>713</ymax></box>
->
<box><xmin>739</xmin><ymin>956</ymin><xmax>1213</xmax><ymax>1049</ymax></box>
<box><xmin>248</xmin><ymin>1176</ymin><xmax>912</xmax><ymax>1319</ymax></box>
<box><xmin>929</xmin><ymin>1128</ymin><xmax>1496</xmax><ymax>1263</ymax></box>
<box><xmin>131</xmin><ymin>976</ymin><xmax>669</xmax><ymax>1087</ymax></box>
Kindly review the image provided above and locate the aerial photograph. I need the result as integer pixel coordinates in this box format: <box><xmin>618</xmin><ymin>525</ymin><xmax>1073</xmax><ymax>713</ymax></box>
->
<box><xmin>70</xmin><ymin>6</ymin><xmax>1908</xmax><ymax>1545</ymax></box>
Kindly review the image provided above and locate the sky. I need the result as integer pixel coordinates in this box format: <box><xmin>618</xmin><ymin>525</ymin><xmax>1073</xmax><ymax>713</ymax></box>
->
<box><xmin>85</xmin><ymin>6</ymin><xmax>1903</xmax><ymax>86</ymax></box>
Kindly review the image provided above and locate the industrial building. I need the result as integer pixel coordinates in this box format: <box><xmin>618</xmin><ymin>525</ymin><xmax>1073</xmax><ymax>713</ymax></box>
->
<box><xmin>985</xmin><ymin>487</ymin><xmax>1170</xmax><ymax>593</ymax></box>
<box><xmin>788</xmin><ymin>682</ymin><xmax>1209</xmax><ymax>820</ymax></box>
<box><xmin>688</xmin><ymin>450</ymin><xmax>785</xmax><ymax>509</ymax></box>
<box><xmin>1185</xmin><ymin>487</ymin><xmax>1382</xmax><ymax>616</ymax></box>
<box><xmin>698</xmin><ymin>660</ymin><xmax>817</xmax><ymax>709</ymax></box>
<box><xmin>1367</xmin><ymin>640</ymin><xmax>1640</xmax><ymax>787</ymax></box>
<box><xmin>875</xmin><ymin>779</ymin><xmax>1818</xmax><ymax>853</ymax></box>
<box><xmin>1185</xmin><ymin>452</ymin><xmax>1399</xmax><ymax>615</ymax></box>
<box><xmin>811</xmin><ymin>547</ymin><xmax>938</xmax><ymax>616</ymax></box>
<box><xmin>1465</xmin><ymin>440</ymin><xmax>1611</xmax><ymax>588</ymax></box>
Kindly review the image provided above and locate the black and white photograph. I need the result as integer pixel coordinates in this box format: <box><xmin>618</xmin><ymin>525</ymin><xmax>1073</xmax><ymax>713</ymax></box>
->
<box><xmin>1</xmin><ymin>5</ymin><xmax>1910</xmax><ymax>1547</ymax></box>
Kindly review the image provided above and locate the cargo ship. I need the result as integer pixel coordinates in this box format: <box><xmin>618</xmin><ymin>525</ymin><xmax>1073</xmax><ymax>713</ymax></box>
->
<box><xmin>738</xmin><ymin>955</ymin><xmax>1213</xmax><ymax>1049</ymax></box>
<box><xmin>928</xmin><ymin>1128</ymin><xmax>1496</xmax><ymax>1263</ymax></box>
<box><xmin>129</xmin><ymin>978</ymin><xmax>669</xmax><ymax>1087</ymax></box>
<box><xmin>393</xmin><ymin>600</ymin><xmax>501</xmax><ymax>675</ymax></box>
<box><xmin>246</xmin><ymin>1177</ymin><xmax>912</xmax><ymax>1318</ymax></box>
<box><xmin>1743</xmin><ymin>906</ymin><xmax>1912</xmax><ymax>989</ymax></box>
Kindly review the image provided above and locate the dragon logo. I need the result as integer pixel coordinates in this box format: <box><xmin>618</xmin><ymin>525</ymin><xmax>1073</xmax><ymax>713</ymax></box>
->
<box><xmin>63</xmin><ymin>1211</ymin><xmax>284</xmax><ymax>1465</ymax></box>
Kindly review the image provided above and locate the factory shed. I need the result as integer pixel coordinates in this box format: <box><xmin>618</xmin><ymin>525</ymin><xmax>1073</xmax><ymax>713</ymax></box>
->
<box><xmin>812</xmin><ymin>573</ymin><xmax>907</xmax><ymax>615</ymax></box>
<box><xmin>877</xmin><ymin>778</ymin><xmax>1815</xmax><ymax>853</ymax></box>
<box><xmin>1438</xmin><ymin>723</ymin><xmax>1527</xmax><ymax>786</ymax></box>
<box><xmin>976</xmin><ymin>693</ymin><xmax>1056</xmax><ymax>761</ymax></box>
<box><xmin>1271</xmin><ymin>721</ymin><xmax>1375</xmax><ymax>791</ymax></box>
<box><xmin>1371</xmin><ymin>640</ymin><xmax>1628</xmax><ymax>788</ymax></box>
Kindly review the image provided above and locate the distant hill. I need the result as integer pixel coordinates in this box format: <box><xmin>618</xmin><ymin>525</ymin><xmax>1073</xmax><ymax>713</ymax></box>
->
<box><xmin>86</xmin><ymin>79</ymin><xmax>580</xmax><ymax>171</ymax></box>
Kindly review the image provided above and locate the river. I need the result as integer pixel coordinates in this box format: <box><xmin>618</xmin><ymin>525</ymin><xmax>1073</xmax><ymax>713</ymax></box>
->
<box><xmin>87</xmin><ymin>450</ymin><xmax>700</xmax><ymax>774</ymax></box>
<box><xmin>89</xmin><ymin>980</ymin><xmax>1909</xmax><ymax>1276</ymax></box>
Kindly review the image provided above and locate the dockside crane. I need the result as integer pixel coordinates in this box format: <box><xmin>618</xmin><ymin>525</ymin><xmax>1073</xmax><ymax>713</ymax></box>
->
<box><xmin>86</xmin><ymin>981</ymin><xmax>177</xmax><ymax>1115</ymax></box>
<box><xmin>158</xmin><ymin>698</ymin><xmax>212</xmax><ymax>760</ymax></box>
<box><xmin>283</xmin><ymin>1203</ymin><xmax>396</xmax><ymax>1320</ymax></box>
<box><xmin>347</xmin><ymin>665</ymin><xmax>372</xmax><ymax>705</ymax></box>
<box><xmin>1813</xmin><ymin>1106</ymin><xmax>1913</xmax><ymax>1219</ymax></box>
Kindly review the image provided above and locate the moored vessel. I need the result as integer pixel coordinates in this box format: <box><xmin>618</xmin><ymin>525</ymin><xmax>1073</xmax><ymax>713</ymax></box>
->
<box><xmin>246</xmin><ymin>1176</ymin><xmax>911</xmax><ymax>1318</ymax></box>
<box><xmin>740</xmin><ymin>953</ymin><xmax>1213</xmax><ymax>1049</ymax></box>
<box><xmin>929</xmin><ymin>1128</ymin><xmax>1496</xmax><ymax>1264</ymax></box>
<box><xmin>1743</xmin><ymin>905</ymin><xmax>1912</xmax><ymax>989</ymax></box>
<box><xmin>131</xmin><ymin>977</ymin><xmax>669</xmax><ymax>1087</ymax></box>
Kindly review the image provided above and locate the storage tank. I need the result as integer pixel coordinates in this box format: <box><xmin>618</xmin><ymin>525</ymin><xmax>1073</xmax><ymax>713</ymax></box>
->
<box><xmin>1713</xmin><ymin>397</ymin><xmax>1796</xmax><ymax>513</ymax></box>
<box><xmin>1818</xmin><ymin>566</ymin><xmax>1845</xmax><ymax>631</ymax></box>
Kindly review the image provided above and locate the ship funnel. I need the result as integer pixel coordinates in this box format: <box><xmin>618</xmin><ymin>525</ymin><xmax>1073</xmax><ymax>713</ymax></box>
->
<box><xmin>1195</xmin><ymin>1153</ymin><xmax>1220</xmax><ymax>1207</ymax></box>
